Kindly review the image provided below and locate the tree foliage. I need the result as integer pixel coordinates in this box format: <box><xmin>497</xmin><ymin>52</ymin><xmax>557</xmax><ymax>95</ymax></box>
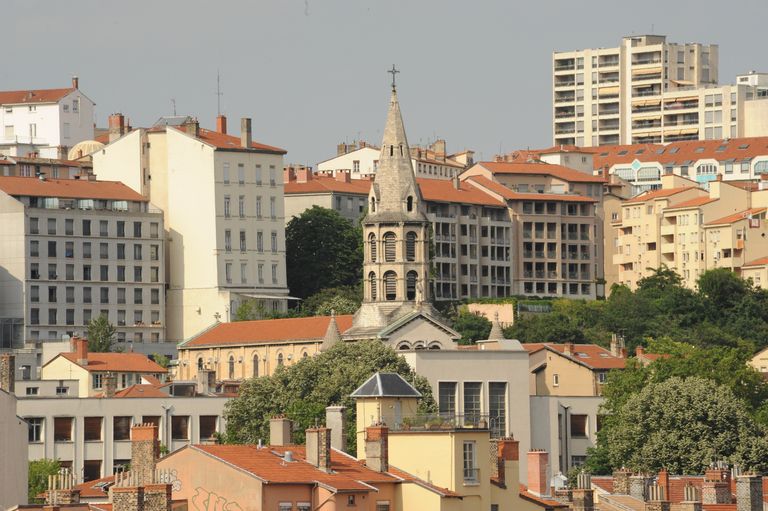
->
<box><xmin>300</xmin><ymin>286</ymin><xmax>363</xmax><ymax>316</ymax></box>
<box><xmin>86</xmin><ymin>314</ymin><xmax>116</xmax><ymax>352</ymax></box>
<box><xmin>29</xmin><ymin>459</ymin><xmax>60</xmax><ymax>503</ymax></box>
<box><xmin>150</xmin><ymin>352</ymin><xmax>170</xmax><ymax>368</ymax></box>
<box><xmin>452</xmin><ymin>310</ymin><xmax>492</xmax><ymax>345</ymax></box>
<box><xmin>223</xmin><ymin>340</ymin><xmax>435</xmax><ymax>453</ymax></box>
<box><xmin>599</xmin><ymin>377</ymin><xmax>768</xmax><ymax>474</ymax></box>
<box><xmin>286</xmin><ymin>206</ymin><xmax>363</xmax><ymax>299</ymax></box>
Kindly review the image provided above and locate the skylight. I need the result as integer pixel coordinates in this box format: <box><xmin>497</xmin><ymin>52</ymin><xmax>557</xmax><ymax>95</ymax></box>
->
<box><xmin>694</xmin><ymin>147</ymin><xmax>705</xmax><ymax>153</ymax></box>
<box><xmin>669</xmin><ymin>147</ymin><xmax>680</xmax><ymax>154</ymax></box>
<box><xmin>739</xmin><ymin>144</ymin><xmax>749</xmax><ymax>150</ymax></box>
<box><xmin>618</xmin><ymin>150</ymin><xmax>628</xmax><ymax>156</ymax></box>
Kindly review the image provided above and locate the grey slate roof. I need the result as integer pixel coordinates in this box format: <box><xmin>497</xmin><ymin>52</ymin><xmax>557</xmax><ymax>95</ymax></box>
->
<box><xmin>350</xmin><ymin>372</ymin><xmax>422</xmax><ymax>398</ymax></box>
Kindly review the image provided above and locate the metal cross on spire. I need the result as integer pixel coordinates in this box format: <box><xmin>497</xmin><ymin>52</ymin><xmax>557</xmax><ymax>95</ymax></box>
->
<box><xmin>388</xmin><ymin>64</ymin><xmax>400</xmax><ymax>91</ymax></box>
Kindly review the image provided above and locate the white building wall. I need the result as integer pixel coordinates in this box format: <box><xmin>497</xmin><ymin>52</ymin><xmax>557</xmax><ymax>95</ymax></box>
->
<box><xmin>0</xmin><ymin>390</ymin><xmax>28</xmax><ymax>509</ymax></box>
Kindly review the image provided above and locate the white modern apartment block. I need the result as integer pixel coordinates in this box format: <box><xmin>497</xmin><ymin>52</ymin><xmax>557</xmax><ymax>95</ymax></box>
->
<box><xmin>93</xmin><ymin>115</ymin><xmax>290</xmax><ymax>341</ymax></box>
<box><xmin>0</xmin><ymin>176</ymin><xmax>165</xmax><ymax>347</ymax></box>
<box><xmin>0</xmin><ymin>77</ymin><xmax>95</xmax><ymax>159</ymax></box>
<box><xmin>318</xmin><ymin>139</ymin><xmax>471</xmax><ymax>180</ymax></box>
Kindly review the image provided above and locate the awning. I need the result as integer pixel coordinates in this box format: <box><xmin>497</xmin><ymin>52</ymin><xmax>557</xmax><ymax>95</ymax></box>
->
<box><xmin>679</xmin><ymin>128</ymin><xmax>699</xmax><ymax>135</ymax></box>
<box><xmin>633</xmin><ymin>99</ymin><xmax>661</xmax><ymax>107</ymax></box>
<box><xmin>664</xmin><ymin>130</ymin><xmax>681</xmax><ymax>136</ymax></box>
<box><xmin>633</xmin><ymin>113</ymin><xmax>662</xmax><ymax>121</ymax></box>
<box><xmin>671</xmin><ymin>79</ymin><xmax>695</xmax><ymax>86</ymax></box>
<box><xmin>632</xmin><ymin>67</ymin><xmax>662</xmax><ymax>76</ymax></box>
<box><xmin>665</xmin><ymin>96</ymin><xmax>698</xmax><ymax>103</ymax></box>
<box><xmin>598</xmin><ymin>86</ymin><xmax>620</xmax><ymax>95</ymax></box>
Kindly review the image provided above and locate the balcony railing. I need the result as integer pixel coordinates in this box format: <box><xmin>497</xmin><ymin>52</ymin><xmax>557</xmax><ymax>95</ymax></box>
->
<box><xmin>393</xmin><ymin>413</ymin><xmax>494</xmax><ymax>433</ymax></box>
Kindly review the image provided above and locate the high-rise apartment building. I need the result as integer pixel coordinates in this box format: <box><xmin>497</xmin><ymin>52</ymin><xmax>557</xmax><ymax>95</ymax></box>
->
<box><xmin>93</xmin><ymin>115</ymin><xmax>290</xmax><ymax>342</ymax></box>
<box><xmin>0</xmin><ymin>176</ymin><xmax>165</xmax><ymax>347</ymax></box>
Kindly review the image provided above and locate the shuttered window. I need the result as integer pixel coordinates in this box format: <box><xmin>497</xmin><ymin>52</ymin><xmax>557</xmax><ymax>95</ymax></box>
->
<box><xmin>54</xmin><ymin>417</ymin><xmax>73</xmax><ymax>441</ymax></box>
<box><xmin>369</xmin><ymin>272</ymin><xmax>377</xmax><ymax>300</ymax></box>
<box><xmin>405</xmin><ymin>232</ymin><xmax>417</xmax><ymax>261</ymax></box>
<box><xmin>369</xmin><ymin>233</ymin><xmax>377</xmax><ymax>262</ymax></box>
<box><xmin>406</xmin><ymin>271</ymin><xmax>417</xmax><ymax>300</ymax></box>
<box><xmin>383</xmin><ymin>232</ymin><xmax>397</xmax><ymax>262</ymax></box>
<box><xmin>384</xmin><ymin>271</ymin><xmax>397</xmax><ymax>301</ymax></box>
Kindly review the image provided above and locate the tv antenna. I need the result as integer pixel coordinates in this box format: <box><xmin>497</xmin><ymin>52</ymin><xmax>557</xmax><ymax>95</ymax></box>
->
<box><xmin>171</xmin><ymin>98</ymin><xmax>176</xmax><ymax>116</ymax></box>
<box><xmin>216</xmin><ymin>70</ymin><xmax>224</xmax><ymax>116</ymax></box>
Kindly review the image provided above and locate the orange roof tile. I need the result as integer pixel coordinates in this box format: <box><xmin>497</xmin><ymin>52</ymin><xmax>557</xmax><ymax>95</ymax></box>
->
<box><xmin>184</xmin><ymin>315</ymin><xmax>354</xmax><ymax>348</ymax></box>
<box><xmin>416</xmin><ymin>178</ymin><xmax>505</xmax><ymax>206</ymax></box>
<box><xmin>467</xmin><ymin>176</ymin><xmax>597</xmax><ymax>203</ymax></box>
<box><xmin>141</xmin><ymin>374</ymin><xmax>164</xmax><ymax>386</ymax></box>
<box><xmin>113</xmin><ymin>384</ymin><xmax>169</xmax><ymax>398</ymax></box>
<box><xmin>706</xmin><ymin>207</ymin><xmax>766</xmax><ymax>226</ymax></box>
<box><xmin>624</xmin><ymin>186</ymin><xmax>697</xmax><ymax>203</ymax></box>
<box><xmin>664</xmin><ymin>196</ymin><xmax>717</xmax><ymax>209</ymax></box>
<box><xmin>743</xmin><ymin>256</ymin><xmax>768</xmax><ymax>267</ymax></box>
<box><xmin>0</xmin><ymin>176</ymin><xmax>147</xmax><ymax>202</ymax></box>
<box><xmin>58</xmin><ymin>352</ymin><xmax>167</xmax><ymax>373</ymax></box>
<box><xmin>523</xmin><ymin>343</ymin><xmax>626</xmax><ymax>369</ymax></box>
<box><xmin>284</xmin><ymin>176</ymin><xmax>372</xmax><ymax>195</ymax></box>
<box><xmin>519</xmin><ymin>484</ymin><xmax>569</xmax><ymax>508</ymax></box>
<box><xmin>71</xmin><ymin>475</ymin><xmax>114</xmax><ymax>498</ymax></box>
<box><xmin>192</xmin><ymin>444</ymin><xmax>398</xmax><ymax>491</ymax></box>
<box><xmin>0</xmin><ymin>88</ymin><xmax>75</xmax><ymax>105</ymax></box>
<box><xmin>194</xmin><ymin>128</ymin><xmax>286</xmax><ymax>154</ymax></box>
<box><xmin>477</xmin><ymin>161</ymin><xmax>606</xmax><ymax>183</ymax></box>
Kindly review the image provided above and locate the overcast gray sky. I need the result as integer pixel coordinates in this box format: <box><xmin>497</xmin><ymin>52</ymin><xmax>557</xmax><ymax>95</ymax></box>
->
<box><xmin>6</xmin><ymin>0</ymin><xmax>768</xmax><ymax>164</ymax></box>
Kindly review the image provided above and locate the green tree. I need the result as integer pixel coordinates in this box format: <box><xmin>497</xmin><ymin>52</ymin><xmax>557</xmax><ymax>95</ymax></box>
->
<box><xmin>602</xmin><ymin>377</ymin><xmax>768</xmax><ymax>474</ymax></box>
<box><xmin>452</xmin><ymin>310</ymin><xmax>492</xmax><ymax>345</ymax></box>
<box><xmin>150</xmin><ymin>352</ymin><xmax>170</xmax><ymax>368</ymax></box>
<box><xmin>86</xmin><ymin>314</ymin><xmax>116</xmax><ymax>352</ymax></box>
<box><xmin>301</xmin><ymin>286</ymin><xmax>363</xmax><ymax>316</ymax></box>
<box><xmin>223</xmin><ymin>340</ymin><xmax>435</xmax><ymax>453</ymax></box>
<box><xmin>28</xmin><ymin>459</ymin><xmax>60</xmax><ymax>503</ymax></box>
<box><xmin>286</xmin><ymin>206</ymin><xmax>363</xmax><ymax>299</ymax></box>
<box><xmin>697</xmin><ymin>268</ymin><xmax>752</xmax><ymax>314</ymax></box>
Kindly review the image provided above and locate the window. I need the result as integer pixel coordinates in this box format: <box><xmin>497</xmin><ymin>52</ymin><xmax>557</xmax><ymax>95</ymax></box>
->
<box><xmin>271</xmin><ymin>231</ymin><xmax>277</xmax><ymax>253</ymax></box>
<box><xmin>256</xmin><ymin>196</ymin><xmax>262</xmax><ymax>218</ymax></box>
<box><xmin>298</xmin><ymin>504</ymin><xmax>312</xmax><ymax>511</ymax></box>
<box><xmin>48</xmin><ymin>308</ymin><xmax>58</xmax><ymax>325</ymax></box>
<box><xmin>133</xmin><ymin>244</ymin><xmax>142</xmax><ymax>260</ymax></box>
<box><xmin>84</xmin><ymin>417</ymin><xmax>103</xmax><ymax>441</ymax></box>
<box><xmin>228</xmin><ymin>356</ymin><xmax>235</xmax><ymax>379</ymax></box>
<box><xmin>31</xmin><ymin>263</ymin><xmax>40</xmax><ymax>280</ymax></box>
<box><xmin>30</xmin><ymin>286</ymin><xmax>40</xmax><ymax>303</ymax></box>
<box><xmin>353</xmin><ymin>160</ymin><xmax>360</xmax><ymax>173</ymax></box>
<box><xmin>30</xmin><ymin>308</ymin><xmax>39</xmax><ymax>325</ymax></box>
<box><xmin>383</xmin><ymin>271</ymin><xmax>397</xmax><ymax>300</ymax></box>
<box><xmin>151</xmin><ymin>289</ymin><xmax>160</xmax><ymax>305</ymax></box>
<box><xmin>463</xmin><ymin>382</ymin><xmax>482</xmax><ymax>423</ymax></box>
<box><xmin>258</xmin><ymin>263</ymin><xmax>264</xmax><ymax>283</ymax></box>
<box><xmin>150</xmin><ymin>266</ymin><xmax>159</xmax><ymax>283</ymax></box>
<box><xmin>279</xmin><ymin>504</ymin><xmax>292</xmax><ymax>511</ymax></box>
<box><xmin>225</xmin><ymin>262</ymin><xmax>233</xmax><ymax>284</ymax></box>
<box><xmin>223</xmin><ymin>163</ymin><xmax>230</xmax><ymax>184</ymax></box>
<box><xmin>369</xmin><ymin>271</ymin><xmax>377</xmax><ymax>300</ymax></box>
<box><xmin>117</xmin><ymin>266</ymin><xmax>125</xmax><ymax>282</ymax></box>
<box><xmin>438</xmin><ymin>382</ymin><xmax>457</xmax><ymax>417</ymax></box>
<box><xmin>45</xmin><ymin>240</ymin><xmax>57</xmax><ymax>258</ymax></box>
<box><xmin>255</xmin><ymin>165</ymin><xmax>262</xmax><ymax>185</ymax></box>
<box><xmin>66</xmin><ymin>309</ymin><xmax>75</xmax><ymax>325</ymax></box>
<box><xmin>269</xmin><ymin>166</ymin><xmax>276</xmax><ymax>186</ymax></box>
<box><xmin>225</xmin><ymin>230</ymin><xmax>232</xmax><ymax>252</ymax></box>
<box><xmin>405</xmin><ymin>232</ymin><xmax>417</xmax><ymax>261</ymax></box>
<box><xmin>30</xmin><ymin>240</ymin><xmax>39</xmax><ymax>257</ymax></box>
<box><xmin>48</xmin><ymin>286</ymin><xmax>57</xmax><ymax>303</ymax></box>
<box><xmin>100</xmin><ymin>265</ymin><xmax>108</xmax><ymax>281</ymax></box>
<box><xmin>100</xmin><ymin>287</ymin><xmax>109</xmax><ymax>304</ymax></box>
<box><xmin>26</xmin><ymin>387</ymin><xmax>39</xmax><ymax>395</ymax></box>
<box><xmin>134</xmin><ymin>288</ymin><xmax>143</xmax><ymax>305</ymax></box>
<box><xmin>83</xmin><ymin>287</ymin><xmax>92</xmax><ymax>303</ymax></box>
<box><xmin>252</xmin><ymin>355</ymin><xmax>259</xmax><ymax>377</ymax></box>
<box><xmin>553</xmin><ymin>373</ymin><xmax>560</xmax><ymax>386</ymax></box>
<box><xmin>171</xmin><ymin>416</ymin><xmax>190</xmax><ymax>440</ymax></box>
<box><xmin>54</xmin><ymin>417</ymin><xmax>73</xmax><ymax>442</ymax></box>
<box><xmin>55</xmin><ymin>386</ymin><xmax>68</xmax><ymax>396</ymax></box>
<box><xmin>117</xmin><ymin>221</ymin><xmax>125</xmax><ymax>237</ymax></box>
<box><xmin>237</xmin><ymin>164</ymin><xmax>245</xmax><ymax>184</ymax></box>
<box><xmin>570</xmin><ymin>414</ymin><xmax>588</xmax><ymax>438</ymax></box>
<box><xmin>28</xmin><ymin>418</ymin><xmax>43</xmax><ymax>443</ymax></box>
<box><xmin>277</xmin><ymin>353</ymin><xmax>284</xmax><ymax>366</ymax></box>
<box><xmin>463</xmin><ymin>441</ymin><xmax>478</xmax><ymax>483</ymax></box>
<box><xmin>134</xmin><ymin>266</ymin><xmax>142</xmax><ymax>282</ymax></box>
<box><xmin>375</xmin><ymin>502</ymin><xmax>390</xmax><ymax>511</ymax></box>
<box><xmin>48</xmin><ymin>263</ymin><xmax>57</xmax><ymax>279</ymax></box>
<box><xmin>256</xmin><ymin>231</ymin><xmax>263</xmax><ymax>252</ymax></box>
<box><xmin>48</xmin><ymin>218</ymin><xmax>57</xmax><ymax>235</ymax></box>
<box><xmin>100</xmin><ymin>220</ymin><xmax>108</xmax><ymax>237</ymax></box>
<box><xmin>199</xmin><ymin>416</ymin><xmax>218</xmax><ymax>440</ymax></box>
<box><xmin>82</xmin><ymin>220</ymin><xmax>91</xmax><ymax>236</ymax></box>
<box><xmin>99</xmin><ymin>243</ymin><xmax>109</xmax><ymax>259</ymax></box>
<box><xmin>224</xmin><ymin>195</ymin><xmax>231</xmax><ymax>218</ymax></box>
<box><xmin>489</xmin><ymin>382</ymin><xmax>507</xmax><ymax>438</ymax></box>
<box><xmin>271</xmin><ymin>263</ymin><xmax>278</xmax><ymax>284</ymax></box>
<box><xmin>150</xmin><ymin>222</ymin><xmax>159</xmax><ymax>239</ymax></box>
<box><xmin>240</xmin><ymin>262</ymin><xmax>247</xmax><ymax>284</ymax></box>
<box><xmin>117</xmin><ymin>243</ymin><xmax>126</xmax><ymax>260</ymax></box>
<box><xmin>240</xmin><ymin>230</ymin><xmax>247</xmax><ymax>252</ymax></box>
<box><xmin>30</xmin><ymin>217</ymin><xmax>39</xmax><ymax>234</ymax></box>
<box><xmin>406</xmin><ymin>271</ymin><xmax>417</xmax><ymax>300</ymax></box>
<box><xmin>270</xmin><ymin>197</ymin><xmax>276</xmax><ymax>219</ymax></box>
<box><xmin>133</xmin><ymin>222</ymin><xmax>142</xmax><ymax>238</ymax></box>
<box><xmin>113</xmin><ymin>417</ymin><xmax>132</xmax><ymax>441</ymax></box>
<box><xmin>383</xmin><ymin>232</ymin><xmax>396</xmax><ymax>262</ymax></box>
<box><xmin>238</xmin><ymin>196</ymin><xmax>245</xmax><ymax>218</ymax></box>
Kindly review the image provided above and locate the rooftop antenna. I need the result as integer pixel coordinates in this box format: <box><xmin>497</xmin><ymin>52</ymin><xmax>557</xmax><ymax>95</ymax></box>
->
<box><xmin>171</xmin><ymin>98</ymin><xmax>176</xmax><ymax>116</ymax></box>
<box><xmin>216</xmin><ymin>69</ymin><xmax>224</xmax><ymax>116</ymax></box>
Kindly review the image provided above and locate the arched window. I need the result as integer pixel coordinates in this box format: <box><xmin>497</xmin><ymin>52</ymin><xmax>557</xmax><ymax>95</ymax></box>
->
<box><xmin>428</xmin><ymin>342</ymin><xmax>442</xmax><ymax>350</ymax></box>
<box><xmin>755</xmin><ymin>161</ymin><xmax>768</xmax><ymax>174</ymax></box>
<box><xmin>397</xmin><ymin>342</ymin><xmax>411</xmax><ymax>350</ymax></box>
<box><xmin>390</xmin><ymin>145</ymin><xmax>394</xmax><ymax>156</ymax></box>
<box><xmin>370</xmin><ymin>197</ymin><xmax>376</xmax><ymax>212</ymax></box>
<box><xmin>414</xmin><ymin>342</ymin><xmax>425</xmax><ymax>350</ymax></box>
<box><xmin>384</xmin><ymin>271</ymin><xmax>397</xmax><ymax>301</ymax></box>
<box><xmin>369</xmin><ymin>271</ymin><xmax>377</xmax><ymax>300</ymax></box>
<box><xmin>405</xmin><ymin>232</ymin><xmax>417</xmax><ymax>261</ymax></box>
<box><xmin>369</xmin><ymin>233</ymin><xmax>377</xmax><ymax>262</ymax></box>
<box><xmin>228</xmin><ymin>355</ymin><xmax>235</xmax><ymax>380</ymax></box>
<box><xmin>406</xmin><ymin>196</ymin><xmax>413</xmax><ymax>212</ymax></box>
<box><xmin>277</xmin><ymin>353</ymin><xmax>284</xmax><ymax>367</ymax></box>
<box><xmin>406</xmin><ymin>271</ymin><xmax>417</xmax><ymax>300</ymax></box>
<box><xmin>383</xmin><ymin>232</ymin><xmax>397</xmax><ymax>262</ymax></box>
<box><xmin>252</xmin><ymin>355</ymin><xmax>259</xmax><ymax>377</ymax></box>
<box><xmin>197</xmin><ymin>358</ymin><xmax>203</xmax><ymax>370</ymax></box>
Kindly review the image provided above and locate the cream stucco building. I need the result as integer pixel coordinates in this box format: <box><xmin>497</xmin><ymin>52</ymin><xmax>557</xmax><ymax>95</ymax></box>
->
<box><xmin>0</xmin><ymin>354</ymin><xmax>28</xmax><ymax>510</ymax></box>
<box><xmin>93</xmin><ymin>115</ymin><xmax>290</xmax><ymax>341</ymax></box>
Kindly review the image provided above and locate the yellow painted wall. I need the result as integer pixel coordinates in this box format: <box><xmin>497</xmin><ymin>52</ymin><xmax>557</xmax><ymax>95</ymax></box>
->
<box><xmin>532</xmin><ymin>349</ymin><xmax>600</xmax><ymax>397</ymax></box>
<box><xmin>354</xmin><ymin>397</ymin><xmax>419</xmax><ymax>459</ymax></box>
<box><xmin>40</xmin><ymin>356</ymin><xmax>89</xmax><ymax>397</ymax></box>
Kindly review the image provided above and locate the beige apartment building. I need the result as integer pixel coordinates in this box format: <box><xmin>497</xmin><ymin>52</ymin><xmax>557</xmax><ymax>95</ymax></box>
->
<box><xmin>93</xmin><ymin>115</ymin><xmax>290</xmax><ymax>341</ymax></box>
<box><xmin>0</xmin><ymin>176</ymin><xmax>165</xmax><ymax>346</ymax></box>
<box><xmin>283</xmin><ymin>167</ymin><xmax>371</xmax><ymax>223</ymax></box>
<box><xmin>611</xmin><ymin>174</ymin><xmax>768</xmax><ymax>289</ymax></box>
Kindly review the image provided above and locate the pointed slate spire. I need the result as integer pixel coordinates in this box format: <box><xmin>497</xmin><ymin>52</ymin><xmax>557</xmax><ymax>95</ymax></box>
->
<box><xmin>368</xmin><ymin>85</ymin><xmax>425</xmax><ymax>220</ymax></box>
<box><xmin>489</xmin><ymin>311</ymin><xmax>505</xmax><ymax>341</ymax></box>
<box><xmin>321</xmin><ymin>310</ymin><xmax>341</xmax><ymax>350</ymax></box>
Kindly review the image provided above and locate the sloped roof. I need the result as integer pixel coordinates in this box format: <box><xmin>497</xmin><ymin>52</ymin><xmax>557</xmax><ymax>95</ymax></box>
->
<box><xmin>351</xmin><ymin>373</ymin><xmax>422</xmax><ymax>398</ymax></box>
<box><xmin>476</xmin><ymin>161</ymin><xmax>606</xmax><ymax>183</ymax></box>
<box><xmin>705</xmin><ymin>207</ymin><xmax>766</xmax><ymax>226</ymax></box>
<box><xmin>467</xmin><ymin>175</ymin><xmax>597</xmax><ymax>203</ymax></box>
<box><xmin>663</xmin><ymin>196</ymin><xmax>717</xmax><ymax>210</ymax></box>
<box><xmin>284</xmin><ymin>176</ymin><xmax>372</xmax><ymax>195</ymax></box>
<box><xmin>182</xmin><ymin>315</ymin><xmax>355</xmax><ymax>348</ymax></box>
<box><xmin>417</xmin><ymin>177</ymin><xmax>506</xmax><ymax>206</ymax></box>
<box><xmin>57</xmin><ymin>352</ymin><xmax>167</xmax><ymax>373</ymax></box>
<box><xmin>0</xmin><ymin>176</ymin><xmax>147</xmax><ymax>202</ymax></box>
<box><xmin>743</xmin><ymin>256</ymin><xmax>768</xmax><ymax>267</ymax></box>
<box><xmin>113</xmin><ymin>384</ymin><xmax>169</xmax><ymax>398</ymax></box>
<box><xmin>523</xmin><ymin>343</ymin><xmax>626</xmax><ymax>370</ymax></box>
<box><xmin>386</xmin><ymin>466</ymin><xmax>461</xmax><ymax>497</ymax></box>
<box><xmin>0</xmin><ymin>87</ymin><xmax>75</xmax><ymax>105</ymax></box>
<box><xmin>624</xmin><ymin>186</ymin><xmax>697</xmax><ymax>203</ymax></box>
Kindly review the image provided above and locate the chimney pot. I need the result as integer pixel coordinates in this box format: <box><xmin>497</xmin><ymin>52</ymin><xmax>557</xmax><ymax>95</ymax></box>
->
<box><xmin>305</xmin><ymin>427</ymin><xmax>332</xmax><ymax>472</ymax></box>
<box><xmin>365</xmin><ymin>425</ymin><xmax>389</xmax><ymax>472</ymax></box>
<box><xmin>527</xmin><ymin>450</ymin><xmax>550</xmax><ymax>497</ymax></box>
<box><xmin>73</xmin><ymin>336</ymin><xmax>88</xmax><ymax>366</ymax></box>
<box><xmin>130</xmin><ymin>423</ymin><xmax>159</xmax><ymax>486</ymax></box>
<box><xmin>325</xmin><ymin>406</ymin><xmax>347</xmax><ymax>452</ymax></box>
<box><xmin>564</xmin><ymin>343</ymin><xmax>574</xmax><ymax>356</ymax></box>
<box><xmin>241</xmin><ymin>118</ymin><xmax>252</xmax><ymax>149</ymax></box>
<box><xmin>335</xmin><ymin>170</ymin><xmax>351</xmax><ymax>183</ymax></box>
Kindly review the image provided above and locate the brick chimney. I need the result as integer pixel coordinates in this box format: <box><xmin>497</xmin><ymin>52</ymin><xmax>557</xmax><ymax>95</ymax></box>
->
<box><xmin>325</xmin><ymin>405</ymin><xmax>347</xmax><ymax>452</ymax></box>
<box><xmin>296</xmin><ymin>168</ymin><xmax>312</xmax><ymax>184</ymax></box>
<box><xmin>103</xmin><ymin>372</ymin><xmax>117</xmax><ymax>398</ymax></box>
<box><xmin>335</xmin><ymin>170</ymin><xmax>351</xmax><ymax>183</ymax></box>
<box><xmin>613</xmin><ymin>468</ymin><xmax>632</xmax><ymax>494</ymax></box>
<box><xmin>365</xmin><ymin>425</ymin><xmax>389</xmax><ymax>472</ymax></box>
<box><xmin>73</xmin><ymin>336</ymin><xmax>88</xmax><ymax>366</ymax></box>
<box><xmin>283</xmin><ymin>167</ymin><xmax>296</xmax><ymax>183</ymax></box>
<box><xmin>492</xmin><ymin>437</ymin><xmax>519</xmax><ymax>487</ymax></box>
<box><xmin>131</xmin><ymin>423</ymin><xmax>159</xmax><ymax>486</ymax></box>
<box><xmin>658</xmin><ymin>469</ymin><xmax>670</xmax><ymax>504</ymax></box>
<box><xmin>703</xmin><ymin>468</ymin><xmax>731</xmax><ymax>504</ymax></box>
<box><xmin>305</xmin><ymin>427</ymin><xmax>332</xmax><ymax>473</ymax></box>
<box><xmin>270</xmin><ymin>416</ymin><xmax>292</xmax><ymax>446</ymax></box>
<box><xmin>72</xmin><ymin>76</ymin><xmax>79</xmax><ymax>89</ymax></box>
<box><xmin>46</xmin><ymin>468</ymin><xmax>80</xmax><ymax>505</ymax></box>
<box><xmin>195</xmin><ymin>369</ymin><xmax>215</xmax><ymax>395</ymax></box>
<box><xmin>216</xmin><ymin>114</ymin><xmax>227</xmax><ymax>134</ymax></box>
<box><xmin>108</xmin><ymin>113</ymin><xmax>126</xmax><ymax>143</ymax></box>
<box><xmin>527</xmin><ymin>450</ymin><xmax>549</xmax><ymax>496</ymax></box>
<box><xmin>573</xmin><ymin>473</ymin><xmax>595</xmax><ymax>511</ymax></box>
<box><xmin>0</xmin><ymin>353</ymin><xmax>14</xmax><ymax>393</ymax></box>
<box><xmin>240</xmin><ymin>118</ymin><xmax>252</xmax><ymax>149</ymax></box>
<box><xmin>736</xmin><ymin>475</ymin><xmax>762</xmax><ymax>511</ymax></box>
<box><xmin>183</xmin><ymin>118</ymin><xmax>199</xmax><ymax>138</ymax></box>
<box><xmin>564</xmin><ymin>343</ymin><xmax>574</xmax><ymax>357</ymax></box>
<box><xmin>645</xmin><ymin>483</ymin><xmax>671</xmax><ymax>511</ymax></box>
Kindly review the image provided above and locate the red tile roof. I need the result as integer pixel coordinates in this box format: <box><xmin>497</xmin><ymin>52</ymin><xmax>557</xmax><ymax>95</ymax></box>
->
<box><xmin>664</xmin><ymin>196</ymin><xmax>717</xmax><ymax>209</ymax></box>
<box><xmin>519</xmin><ymin>484</ymin><xmax>569</xmax><ymax>509</ymax></box>
<box><xmin>591</xmin><ymin>476</ymin><xmax>614</xmax><ymax>493</ymax></box>
<box><xmin>467</xmin><ymin>176</ymin><xmax>597</xmax><ymax>203</ymax></box>
<box><xmin>624</xmin><ymin>186</ymin><xmax>697</xmax><ymax>203</ymax></box>
<box><xmin>183</xmin><ymin>315</ymin><xmax>354</xmax><ymax>348</ymax></box>
<box><xmin>706</xmin><ymin>207</ymin><xmax>766</xmax><ymax>226</ymax></box>
<box><xmin>57</xmin><ymin>352</ymin><xmax>167</xmax><ymax>373</ymax></box>
<box><xmin>417</xmin><ymin>178</ymin><xmax>505</xmax><ymax>206</ymax></box>
<box><xmin>743</xmin><ymin>256</ymin><xmax>768</xmax><ymax>267</ymax></box>
<box><xmin>284</xmin><ymin>176</ymin><xmax>372</xmax><ymax>195</ymax></box>
<box><xmin>477</xmin><ymin>161</ymin><xmax>606</xmax><ymax>183</ymax></box>
<box><xmin>194</xmin><ymin>128</ymin><xmax>287</xmax><ymax>154</ymax></box>
<box><xmin>71</xmin><ymin>475</ymin><xmax>114</xmax><ymax>498</ymax></box>
<box><xmin>192</xmin><ymin>444</ymin><xmax>398</xmax><ymax>492</ymax></box>
<box><xmin>0</xmin><ymin>88</ymin><xmax>75</xmax><ymax>105</ymax></box>
<box><xmin>113</xmin><ymin>384</ymin><xmax>169</xmax><ymax>398</ymax></box>
<box><xmin>0</xmin><ymin>176</ymin><xmax>147</xmax><ymax>202</ymax></box>
<box><xmin>523</xmin><ymin>343</ymin><xmax>626</xmax><ymax>369</ymax></box>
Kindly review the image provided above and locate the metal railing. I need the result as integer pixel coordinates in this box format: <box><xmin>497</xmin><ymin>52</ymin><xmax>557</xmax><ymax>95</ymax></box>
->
<box><xmin>393</xmin><ymin>413</ymin><xmax>492</xmax><ymax>432</ymax></box>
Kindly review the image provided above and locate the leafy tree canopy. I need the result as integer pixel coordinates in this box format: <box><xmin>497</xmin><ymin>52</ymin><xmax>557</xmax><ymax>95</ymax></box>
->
<box><xmin>453</xmin><ymin>310</ymin><xmax>492</xmax><ymax>345</ymax></box>
<box><xmin>29</xmin><ymin>459</ymin><xmax>60</xmax><ymax>503</ymax></box>
<box><xmin>300</xmin><ymin>286</ymin><xmax>362</xmax><ymax>316</ymax></box>
<box><xmin>286</xmin><ymin>206</ymin><xmax>363</xmax><ymax>299</ymax></box>
<box><xmin>86</xmin><ymin>314</ymin><xmax>116</xmax><ymax>352</ymax></box>
<box><xmin>223</xmin><ymin>340</ymin><xmax>435</xmax><ymax>453</ymax></box>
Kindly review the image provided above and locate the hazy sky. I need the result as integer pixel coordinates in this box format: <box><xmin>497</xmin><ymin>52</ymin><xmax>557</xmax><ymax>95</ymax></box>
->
<box><xmin>6</xmin><ymin>0</ymin><xmax>768</xmax><ymax>164</ymax></box>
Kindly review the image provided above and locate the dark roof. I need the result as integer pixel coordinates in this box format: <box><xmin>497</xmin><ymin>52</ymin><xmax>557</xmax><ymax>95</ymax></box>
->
<box><xmin>350</xmin><ymin>372</ymin><xmax>422</xmax><ymax>398</ymax></box>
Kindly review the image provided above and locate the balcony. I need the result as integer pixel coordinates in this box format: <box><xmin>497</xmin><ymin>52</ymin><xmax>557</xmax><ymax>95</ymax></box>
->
<box><xmin>661</xmin><ymin>243</ymin><xmax>676</xmax><ymax>254</ymax></box>
<box><xmin>554</xmin><ymin>79</ymin><xmax>576</xmax><ymax>88</ymax></box>
<box><xmin>394</xmin><ymin>413</ymin><xmax>493</xmax><ymax>433</ymax></box>
<box><xmin>660</xmin><ymin>225</ymin><xmax>675</xmax><ymax>236</ymax></box>
<box><xmin>554</xmin><ymin>63</ymin><xmax>576</xmax><ymax>72</ymax></box>
<box><xmin>633</xmin><ymin>89</ymin><xmax>661</xmax><ymax>98</ymax></box>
